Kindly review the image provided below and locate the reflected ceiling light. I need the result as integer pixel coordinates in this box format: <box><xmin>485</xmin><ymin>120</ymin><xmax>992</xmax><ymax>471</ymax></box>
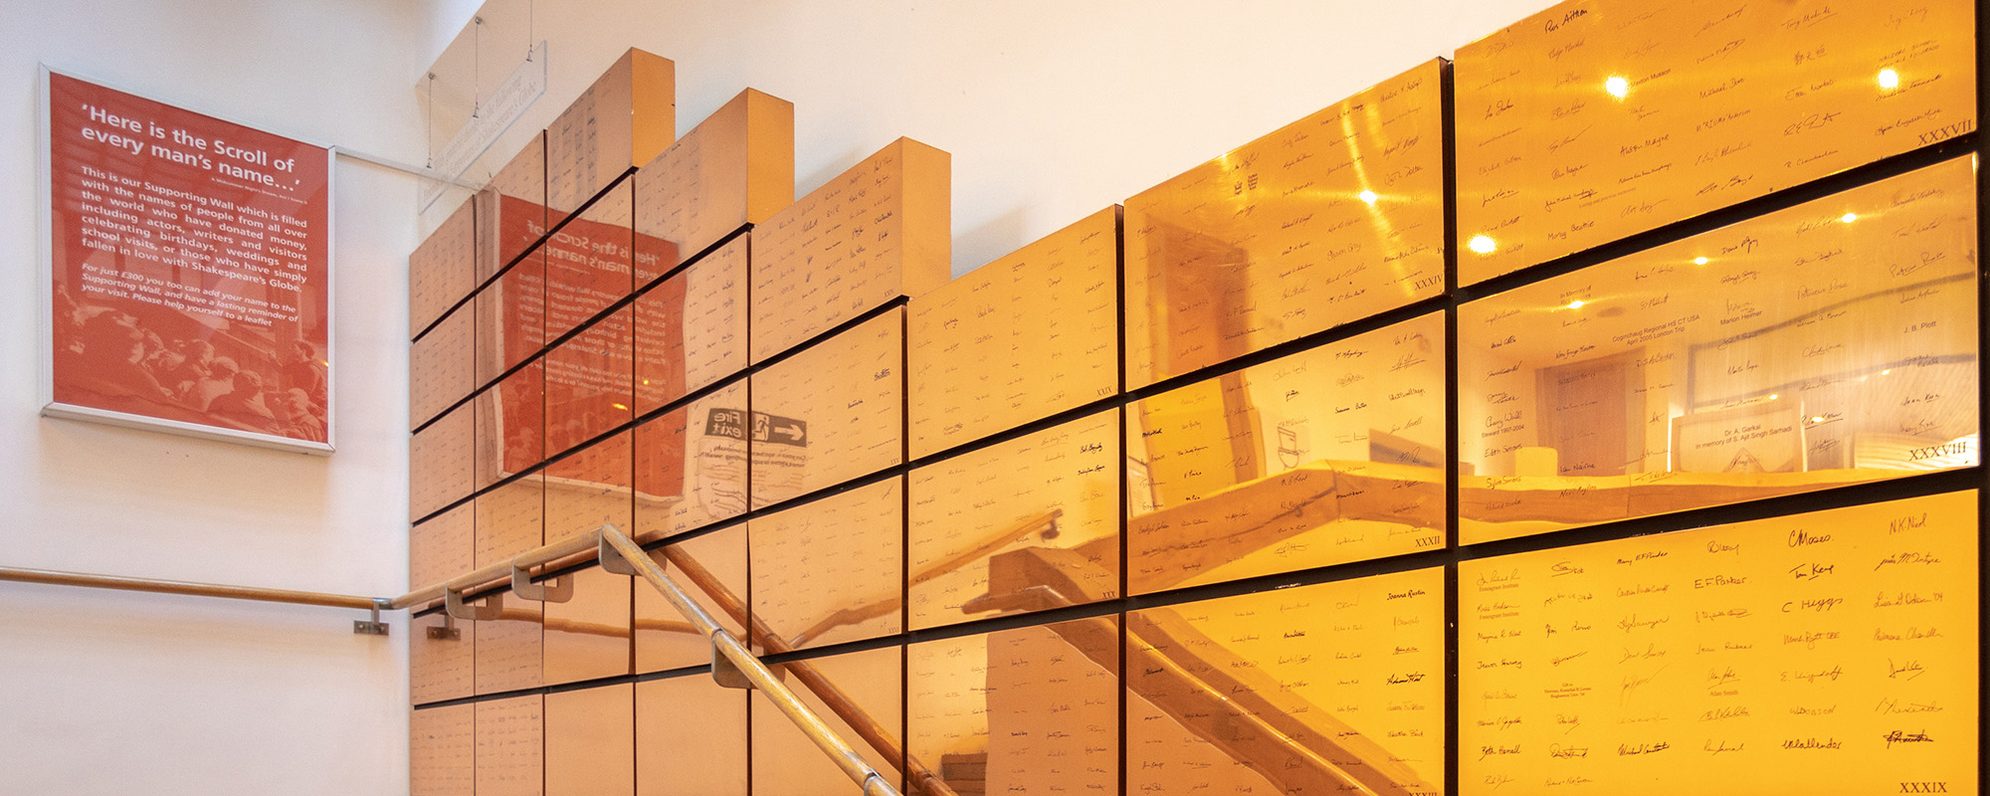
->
<box><xmin>1358</xmin><ymin>189</ymin><xmax>1379</xmax><ymax>205</ymax></box>
<box><xmin>1604</xmin><ymin>75</ymin><xmax>1630</xmax><ymax>99</ymax></box>
<box><xmin>1877</xmin><ymin>68</ymin><xmax>1901</xmax><ymax>91</ymax></box>
<box><xmin>1840</xmin><ymin>212</ymin><xmax>1859</xmax><ymax>223</ymax></box>
<box><xmin>1692</xmin><ymin>256</ymin><xmax>1709</xmax><ymax>266</ymax></box>
<box><xmin>1467</xmin><ymin>234</ymin><xmax>1497</xmax><ymax>254</ymax></box>
<box><xmin>1881</xmin><ymin>369</ymin><xmax>1893</xmax><ymax>376</ymax></box>
<box><xmin>611</xmin><ymin>403</ymin><xmax>630</xmax><ymax>412</ymax></box>
<box><xmin>1566</xmin><ymin>299</ymin><xmax>1586</xmax><ymax>310</ymax></box>
<box><xmin>1768</xmin><ymin>393</ymin><xmax>1780</xmax><ymax>401</ymax></box>
<box><xmin>1810</xmin><ymin>415</ymin><xmax>1827</xmax><ymax>423</ymax></box>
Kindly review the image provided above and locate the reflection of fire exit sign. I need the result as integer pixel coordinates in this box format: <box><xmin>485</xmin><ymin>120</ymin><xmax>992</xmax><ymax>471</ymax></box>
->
<box><xmin>705</xmin><ymin>408</ymin><xmax>806</xmax><ymax>447</ymax></box>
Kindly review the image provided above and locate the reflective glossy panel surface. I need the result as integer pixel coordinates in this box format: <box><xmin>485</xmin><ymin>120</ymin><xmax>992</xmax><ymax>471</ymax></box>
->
<box><xmin>1126</xmin><ymin>567</ymin><xmax>1446</xmax><ymax>794</ymax></box>
<box><xmin>410</xmin><ymin>198</ymin><xmax>476</xmax><ymax>338</ymax></box>
<box><xmin>750</xmin><ymin>309</ymin><xmax>904</xmax><ymax>507</ymax></box>
<box><xmin>411</xmin><ymin>609</ymin><xmax>475</xmax><ymax>705</ymax></box>
<box><xmin>636</xmin><ymin>675</ymin><xmax>748</xmax><ymax>795</ymax></box>
<box><xmin>632</xmin><ymin>89</ymin><xmax>793</xmax><ymax>283</ymax></box>
<box><xmin>750</xmin><ymin>138</ymin><xmax>949</xmax><ymax>363</ymax></box>
<box><xmin>545</xmin><ymin>683</ymin><xmax>635</xmax><ymax>796</ymax></box>
<box><xmin>412</xmin><ymin>302</ymin><xmax>475</xmax><ymax>429</ymax></box>
<box><xmin>475</xmin><ymin>593</ymin><xmax>543</xmax><ymax>695</ymax></box>
<box><xmin>1458</xmin><ymin>157</ymin><xmax>1979</xmax><ymax>543</ymax></box>
<box><xmin>546</xmin><ymin>49</ymin><xmax>674</xmax><ymax>222</ymax></box>
<box><xmin>1459</xmin><ymin>492</ymin><xmax>1979</xmax><ymax>794</ymax></box>
<box><xmin>546</xmin><ymin>307</ymin><xmax>634</xmax><ymax>457</ymax></box>
<box><xmin>410</xmin><ymin>503</ymin><xmax>473</xmax><ymax>592</ymax></box>
<box><xmin>1126</xmin><ymin>312</ymin><xmax>1447</xmax><ymax>594</ymax></box>
<box><xmin>543</xmin><ymin>565</ymin><xmax>632</xmax><ymax>686</ymax></box>
<box><xmin>634</xmin><ymin>238</ymin><xmax>746</xmax><ymax>414</ymax></box>
<box><xmin>908</xmin><ymin>617</ymin><xmax>1119</xmax><ymax>795</ymax></box>
<box><xmin>750</xmin><ymin>477</ymin><xmax>903</xmax><ymax>651</ymax></box>
<box><xmin>1455</xmin><ymin>0</ymin><xmax>1978</xmax><ymax>284</ymax></box>
<box><xmin>480</xmin><ymin>133</ymin><xmax>546</xmax><ymax>275</ymax></box>
<box><xmin>475</xmin><ymin>252</ymin><xmax>546</xmax><ymax>387</ymax></box>
<box><xmin>476</xmin><ymin>361</ymin><xmax>545</xmax><ymax>490</ymax></box>
<box><xmin>411</xmin><ymin>402</ymin><xmax>474</xmax><ymax>521</ymax></box>
<box><xmin>475</xmin><ymin>695</ymin><xmax>544</xmax><ymax>796</ymax></box>
<box><xmin>908</xmin><ymin>410</ymin><xmax>1120</xmax><ymax>629</ymax></box>
<box><xmin>544</xmin><ymin>430</ymin><xmax>632</xmax><ymax>542</ymax></box>
<box><xmin>752</xmin><ymin>645</ymin><xmax>904</xmax><ymax>793</ymax></box>
<box><xmin>544</xmin><ymin>179</ymin><xmax>633</xmax><ymax>341</ymax></box>
<box><xmin>633</xmin><ymin>381</ymin><xmax>748</xmax><ymax>541</ymax></box>
<box><xmin>635</xmin><ymin>523</ymin><xmax>745</xmax><ymax>673</ymax></box>
<box><xmin>476</xmin><ymin>473</ymin><xmax>544</xmax><ymax>570</ymax></box>
<box><xmin>1124</xmin><ymin>60</ymin><xmax>1446</xmax><ymax>389</ymax></box>
<box><xmin>410</xmin><ymin>703</ymin><xmax>474</xmax><ymax>796</ymax></box>
<box><xmin>908</xmin><ymin>207</ymin><xmax>1118</xmax><ymax>457</ymax></box>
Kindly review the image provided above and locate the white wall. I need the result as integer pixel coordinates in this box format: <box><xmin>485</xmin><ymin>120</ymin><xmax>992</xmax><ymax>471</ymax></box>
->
<box><xmin>0</xmin><ymin>1</ymin><xmax>455</xmax><ymax>793</ymax></box>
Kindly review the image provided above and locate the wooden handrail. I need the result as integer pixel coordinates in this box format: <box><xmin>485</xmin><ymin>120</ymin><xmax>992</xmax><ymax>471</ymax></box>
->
<box><xmin>0</xmin><ymin>565</ymin><xmax>383</xmax><ymax>611</ymax></box>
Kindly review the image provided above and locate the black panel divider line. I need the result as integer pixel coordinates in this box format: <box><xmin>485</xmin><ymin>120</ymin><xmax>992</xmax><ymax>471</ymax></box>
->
<box><xmin>1974</xmin><ymin>3</ymin><xmax>1987</xmax><ymax>788</ymax></box>
<box><xmin>1112</xmin><ymin>204</ymin><xmax>1129</xmax><ymax>796</ymax></box>
<box><xmin>1437</xmin><ymin>55</ymin><xmax>1461</xmax><ymax>796</ymax></box>
<box><xmin>408</xmin><ymin>220</ymin><xmax>754</xmax><ymax>436</ymax></box>
<box><xmin>897</xmin><ymin>291</ymin><xmax>913</xmax><ymax>793</ymax></box>
<box><xmin>1454</xmin><ymin>133</ymin><xmax>1982</xmax><ymax>304</ymax></box>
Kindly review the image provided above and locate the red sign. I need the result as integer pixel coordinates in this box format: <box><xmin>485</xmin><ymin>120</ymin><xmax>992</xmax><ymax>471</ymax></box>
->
<box><xmin>42</xmin><ymin>70</ymin><xmax>334</xmax><ymax>451</ymax></box>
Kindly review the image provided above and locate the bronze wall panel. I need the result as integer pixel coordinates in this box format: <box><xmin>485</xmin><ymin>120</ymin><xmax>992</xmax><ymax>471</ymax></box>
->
<box><xmin>908</xmin><ymin>618</ymin><xmax>1119</xmax><ymax>795</ymax></box>
<box><xmin>635</xmin><ymin>523</ymin><xmax>746</xmax><ymax>673</ymax></box>
<box><xmin>634</xmin><ymin>237</ymin><xmax>747</xmax><ymax>415</ymax></box>
<box><xmin>636</xmin><ymin>675</ymin><xmax>748</xmax><ymax>796</ymax></box>
<box><xmin>1126</xmin><ymin>312</ymin><xmax>1447</xmax><ymax>594</ymax></box>
<box><xmin>412</xmin><ymin>302</ymin><xmax>475</xmax><ymax>429</ymax></box>
<box><xmin>410</xmin><ymin>703</ymin><xmax>474</xmax><ymax>796</ymax></box>
<box><xmin>543</xmin><ymin>565</ymin><xmax>632</xmax><ymax>686</ymax></box>
<box><xmin>1454</xmin><ymin>0</ymin><xmax>1978</xmax><ymax>284</ymax></box>
<box><xmin>1458</xmin><ymin>156</ymin><xmax>1979</xmax><ymax>543</ymax></box>
<box><xmin>410</xmin><ymin>198</ymin><xmax>476</xmax><ymax>338</ymax></box>
<box><xmin>632</xmin><ymin>89</ymin><xmax>793</xmax><ymax>283</ymax></box>
<box><xmin>633</xmin><ymin>381</ymin><xmax>748</xmax><ymax>542</ymax></box>
<box><xmin>410</xmin><ymin>402</ymin><xmax>474</xmax><ymax>521</ymax></box>
<box><xmin>751</xmin><ymin>645</ymin><xmax>904</xmax><ymax>793</ymax></box>
<box><xmin>545</xmin><ymin>307</ymin><xmax>634</xmax><ymax>458</ymax></box>
<box><xmin>411</xmin><ymin>503</ymin><xmax>473</xmax><ymax>593</ymax></box>
<box><xmin>908</xmin><ymin>409</ymin><xmax>1120</xmax><ymax>630</ymax></box>
<box><xmin>545</xmin><ymin>683</ymin><xmax>636</xmax><ymax>796</ymax></box>
<box><xmin>750</xmin><ymin>477</ymin><xmax>903</xmax><ymax>651</ymax></box>
<box><xmin>544</xmin><ymin>179</ymin><xmax>634</xmax><ymax>342</ymax></box>
<box><xmin>480</xmin><ymin>133</ymin><xmax>547</xmax><ymax>277</ymax></box>
<box><xmin>476</xmin><ymin>473</ymin><xmax>544</xmax><ymax>570</ymax></box>
<box><xmin>749</xmin><ymin>308</ymin><xmax>904</xmax><ymax>507</ymax></box>
<box><xmin>476</xmin><ymin>361</ymin><xmax>545</xmax><ymax>491</ymax></box>
<box><xmin>1124</xmin><ymin>59</ymin><xmax>1446</xmax><ymax>389</ymax></box>
<box><xmin>475</xmin><ymin>251</ymin><xmax>547</xmax><ymax>387</ymax></box>
<box><xmin>411</xmin><ymin>610</ymin><xmax>475</xmax><ymax>705</ymax></box>
<box><xmin>546</xmin><ymin>49</ymin><xmax>675</xmax><ymax>224</ymax></box>
<box><xmin>475</xmin><ymin>594</ymin><xmax>543</xmax><ymax>696</ymax></box>
<box><xmin>749</xmin><ymin>138</ymin><xmax>949</xmax><ymax>363</ymax></box>
<box><xmin>1459</xmin><ymin>492</ymin><xmax>1979</xmax><ymax>794</ymax></box>
<box><xmin>475</xmin><ymin>695</ymin><xmax>544</xmax><ymax>796</ymax></box>
<box><xmin>908</xmin><ymin>207</ymin><xmax>1118</xmax><ymax>457</ymax></box>
<box><xmin>1126</xmin><ymin>567</ymin><xmax>1446</xmax><ymax>794</ymax></box>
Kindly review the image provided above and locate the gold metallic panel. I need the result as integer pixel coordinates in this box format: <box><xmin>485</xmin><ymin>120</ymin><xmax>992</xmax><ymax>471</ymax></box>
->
<box><xmin>476</xmin><ymin>361</ymin><xmax>545</xmax><ymax>491</ymax></box>
<box><xmin>634</xmin><ymin>237</ymin><xmax>747</xmax><ymax>415</ymax></box>
<box><xmin>545</xmin><ymin>179</ymin><xmax>634</xmax><ymax>341</ymax></box>
<box><xmin>750</xmin><ymin>477</ymin><xmax>903</xmax><ymax>651</ymax></box>
<box><xmin>908</xmin><ymin>410</ymin><xmax>1120</xmax><ymax>630</ymax></box>
<box><xmin>412</xmin><ymin>302</ymin><xmax>474</xmax><ymax>429</ymax></box>
<box><xmin>1124</xmin><ymin>60</ymin><xmax>1446</xmax><ymax>390</ymax></box>
<box><xmin>411</xmin><ymin>402</ymin><xmax>474</xmax><ymax>521</ymax></box>
<box><xmin>1126</xmin><ymin>567</ymin><xmax>1446</xmax><ymax>795</ymax></box>
<box><xmin>546</xmin><ymin>430</ymin><xmax>632</xmax><ymax>542</ymax></box>
<box><xmin>546</xmin><ymin>684</ymin><xmax>635</xmax><ymax>796</ymax></box>
<box><xmin>1126</xmin><ymin>312</ymin><xmax>1447</xmax><ymax>594</ymax></box>
<box><xmin>1455</xmin><ymin>0</ymin><xmax>1978</xmax><ymax>284</ymax></box>
<box><xmin>908</xmin><ymin>207</ymin><xmax>1119</xmax><ymax>457</ymax></box>
<box><xmin>634</xmin><ymin>382</ymin><xmax>748</xmax><ymax>541</ymax></box>
<box><xmin>752</xmin><ymin>645</ymin><xmax>904</xmax><ymax>794</ymax></box>
<box><xmin>543</xmin><ymin>566</ymin><xmax>632</xmax><ymax>686</ymax></box>
<box><xmin>1459</xmin><ymin>491</ymin><xmax>1979</xmax><ymax>795</ymax></box>
<box><xmin>411</xmin><ymin>703</ymin><xmax>474</xmax><ymax>796</ymax></box>
<box><xmin>545</xmin><ymin>307</ymin><xmax>634</xmax><ymax>457</ymax></box>
<box><xmin>635</xmin><ymin>524</ymin><xmax>745</xmax><ymax>673</ymax></box>
<box><xmin>1458</xmin><ymin>157</ymin><xmax>1979</xmax><ymax>544</ymax></box>
<box><xmin>411</xmin><ymin>503</ymin><xmax>473</xmax><ymax>593</ymax></box>
<box><xmin>475</xmin><ymin>695</ymin><xmax>544</xmax><ymax>796</ymax></box>
<box><xmin>547</xmin><ymin>49</ymin><xmax>675</xmax><ymax>223</ymax></box>
<box><xmin>750</xmin><ymin>309</ymin><xmax>904</xmax><ymax>507</ymax></box>
<box><xmin>908</xmin><ymin>618</ymin><xmax>1120</xmax><ymax>795</ymax></box>
<box><xmin>475</xmin><ymin>594</ymin><xmax>543</xmax><ymax>696</ymax></box>
<box><xmin>475</xmin><ymin>252</ymin><xmax>546</xmax><ymax>386</ymax></box>
<box><xmin>637</xmin><ymin>674</ymin><xmax>748</xmax><ymax>796</ymax></box>
<box><xmin>632</xmin><ymin>89</ymin><xmax>794</xmax><ymax>283</ymax></box>
<box><xmin>476</xmin><ymin>473</ymin><xmax>544</xmax><ymax>570</ymax></box>
<box><xmin>410</xmin><ymin>198</ymin><xmax>476</xmax><ymax>338</ymax></box>
<box><xmin>750</xmin><ymin>138</ymin><xmax>950</xmax><ymax>363</ymax></box>
<box><xmin>480</xmin><ymin>133</ymin><xmax>547</xmax><ymax>276</ymax></box>
<box><xmin>411</xmin><ymin>610</ymin><xmax>474</xmax><ymax>705</ymax></box>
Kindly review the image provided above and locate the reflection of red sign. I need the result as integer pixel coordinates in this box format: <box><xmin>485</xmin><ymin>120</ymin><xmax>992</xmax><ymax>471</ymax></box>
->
<box><xmin>43</xmin><ymin>71</ymin><xmax>333</xmax><ymax>450</ymax></box>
